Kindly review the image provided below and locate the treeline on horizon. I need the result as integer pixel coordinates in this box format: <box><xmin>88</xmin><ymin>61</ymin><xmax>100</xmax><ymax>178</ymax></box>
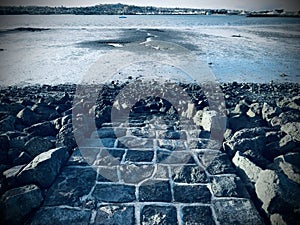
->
<box><xmin>0</xmin><ymin>3</ymin><xmax>246</xmax><ymax>15</ymax></box>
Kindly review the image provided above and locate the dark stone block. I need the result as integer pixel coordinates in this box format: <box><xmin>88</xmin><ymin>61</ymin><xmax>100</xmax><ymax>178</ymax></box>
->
<box><xmin>93</xmin><ymin>184</ymin><xmax>136</xmax><ymax>203</ymax></box>
<box><xmin>30</xmin><ymin>207</ymin><xmax>91</xmax><ymax>225</ymax></box>
<box><xmin>182</xmin><ymin>206</ymin><xmax>215</xmax><ymax>225</ymax></box>
<box><xmin>125</xmin><ymin>150</ymin><xmax>154</xmax><ymax>162</ymax></box>
<box><xmin>173</xmin><ymin>185</ymin><xmax>211</xmax><ymax>203</ymax></box>
<box><xmin>141</xmin><ymin>205</ymin><xmax>177</xmax><ymax>225</ymax></box>
<box><xmin>139</xmin><ymin>180</ymin><xmax>172</xmax><ymax>202</ymax></box>
<box><xmin>95</xmin><ymin>205</ymin><xmax>135</xmax><ymax>225</ymax></box>
<box><xmin>171</xmin><ymin>165</ymin><xmax>209</xmax><ymax>183</ymax></box>
<box><xmin>44</xmin><ymin>166</ymin><xmax>97</xmax><ymax>206</ymax></box>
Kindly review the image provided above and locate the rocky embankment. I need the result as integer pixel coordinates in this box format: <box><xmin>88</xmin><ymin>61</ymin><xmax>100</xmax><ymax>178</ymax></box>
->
<box><xmin>0</xmin><ymin>81</ymin><xmax>299</xmax><ymax>225</ymax></box>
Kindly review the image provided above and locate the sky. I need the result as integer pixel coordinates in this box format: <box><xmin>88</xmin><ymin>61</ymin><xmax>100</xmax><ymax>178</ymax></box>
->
<box><xmin>0</xmin><ymin>0</ymin><xmax>299</xmax><ymax>11</ymax></box>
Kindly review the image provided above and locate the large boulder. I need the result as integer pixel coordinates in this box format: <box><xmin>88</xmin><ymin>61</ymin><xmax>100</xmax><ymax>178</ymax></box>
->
<box><xmin>223</xmin><ymin>127</ymin><xmax>266</xmax><ymax>157</ymax></box>
<box><xmin>0</xmin><ymin>115</ymin><xmax>15</xmax><ymax>132</ymax></box>
<box><xmin>262</xmin><ymin>102</ymin><xmax>281</xmax><ymax>123</ymax></box>
<box><xmin>16</xmin><ymin>107</ymin><xmax>40</xmax><ymax>126</ymax></box>
<box><xmin>17</xmin><ymin>147</ymin><xmax>69</xmax><ymax>188</ymax></box>
<box><xmin>281</xmin><ymin>122</ymin><xmax>300</xmax><ymax>142</ymax></box>
<box><xmin>25</xmin><ymin>121</ymin><xmax>56</xmax><ymax>137</ymax></box>
<box><xmin>0</xmin><ymin>135</ymin><xmax>9</xmax><ymax>164</ymax></box>
<box><xmin>274</xmin><ymin>153</ymin><xmax>300</xmax><ymax>185</ymax></box>
<box><xmin>25</xmin><ymin>136</ymin><xmax>54</xmax><ymax>158</ymax></box>
<box><xmin>233</xmin><ymin>151</ymin><xmax>262</xmax><ymax>183</ymax></box>
<box><xmin>255</xmin><ymin>170</ymin><xmax>300</xmax><ymax>225</ymax></box>
<box><xmin>0</xmin><ymin>184</ymin><xmax>43</xmax><ymax>225</ymax></box>
<box><xmin>32</xmin><ymin>103</ymin><xmax>59</xmax><ymax>121</ymax></box>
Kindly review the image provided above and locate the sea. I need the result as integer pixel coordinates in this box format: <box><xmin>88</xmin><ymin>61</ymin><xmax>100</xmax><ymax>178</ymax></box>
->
<box><xmin>0</xmin><ymin>15</ymin><xmax>299</xmax><ymax>86</ymax></box>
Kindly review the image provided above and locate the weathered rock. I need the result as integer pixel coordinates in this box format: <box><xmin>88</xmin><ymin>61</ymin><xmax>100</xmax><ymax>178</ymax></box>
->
<box><xmin>233</xmin><ymin>151</ymin><xmax>262</xmax><ymax>183</ymax></box>
<box><xmin>274</xmin><ymin>153</ymin><xmax>300</xmax><ymax>185</ymax></box>
<box><xmin>173</xmin><ymin>184</ymin><xmax>211</xmax><ymax>203</ymax></box>
<box><xmin>247</xmin><ymin>102</ymin><xmax>262</xmax><ymax>117</ymax></box>
<box><xmin>44</xmin><ymin>166</ymin><xmax>97</xmax><ymax>206</ymax></box>
<box><xmin>139</xmin><ymin>180</ymin><xmax>172</xmax><ymax>202</ymax></box>
<box><xmin>229</xmin><ymin>114</ymin><xmax>263</xmax><ymax>132</ymax></box>
<box><xmin>30</xmin><ymin>207</ymin><xmax>91</xmax><ymax>225</ymax></box>
<box><xmin>92</xmin><ymin>183</ymin><xmax>136</xmax><ymax>203</ymax></box>
<box><xmin>262</xmin><ymin>102</ymin><xmax>281</xmax><ymax>123</ymax></box>
<box><xmin>281</xmin><ymin>122</ymin><xmax>300</xmax><ymax>142</ymax></box>
<box><xmin>182</xmin><ymin>206</ymin><xmax>215</xmax><ymax>225</ymax></box>
<box><xmin>255</xmin><ymin>169</ymin><xmax>300</xmax><ymax>221</ymax></box>
<box><xmin>120</xmin><ymin>164</ymin><xmax>154</xmax><ymax>184</ymax></box>
<box><xmin>56</xmin><ymin>123</ymin><xmax>77</xmax><ymax>151</ymax></box>
<box><xmin>198</xmin><ymin>151</ymin><xmax>236</xmax><ymax>175</ymax></box>
<box><xmin>211</xmin><ymin>175</ymin><xmax>249</xmax><ymax>198</ymax></box>
<box><xmin>224</xmin><ymin>127</ymin><xmax>266</xmax><ymax>157</ymax></box>
<box><xmin>243</xmin><ymin>149</ymin><xmax>271</xmax><ymax>168</ymax></box>
<box><xmin>32</xmin><ymin>103</ymin><xmax>59</xmax><ymax>121</ymax></box>
<box><xmin>0</xmin><ymin>184</ymin><xmax>43</xmax><ymax>225</ymax></box>
<box><xmin>142</xmin><ymin>205</ymin><xmax>177</xmax><ymax>225</ymax></box>
<box><xmin>25</xmin><ymin>121</ymin><xmax>56</xmax><ymax>137</ymax></box>
<box><xmin>0</xmin><ymin>135</ymin><xmax>9</xmax><ymax>164</ymax></box>
<box><xmin>213</xmin><ymin>199</ymin><xmax>264</xmax><ymax>225</ymax></box>
<box><xmin>201</xmin><ymin>110</ymin><xmax>226</xmax><ymax>133</ymax></box>
<box><xmin>0</xmin><ymin>115</ymin><xmax>15</xmax><ymax>132</ymax></box>
<box><xmin>16</xmin><ymin>107</ymin><xmax>39</xmax><ymax>126</ymax></box>
<box><xmin>17</xmin><ymin>147</ymin><xmax>69</xmax><ymax>188</ymax></box>
<box><xmin>3</xmin><ymin>164</ymin><xmax>25</xmax><ymax>188</ymax></box>
<box><xmin>25</xmin><ymin>136</ymin><xmax>53</xmax><ymax>158</ymax></box>
<box><xmin>171</xmin><ymin>165</ymin><xmax>208</xmax><ymax>183</ymax></box>
<box><xmin>13</xmin><ymin>151</ymin><xmax>32</xmax><ymax>165</ymax></box>
<box><xmin>95</xmin><ymin>205</ymin><xmax>135</xmax><ymax>225</ymax></box>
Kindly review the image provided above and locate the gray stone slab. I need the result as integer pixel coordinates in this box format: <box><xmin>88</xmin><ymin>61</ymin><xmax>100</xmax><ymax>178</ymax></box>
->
<box><xmin>157</xmin><ymin>151</ymin><xmax>195</xmax><ymax>165</ymax></box>
<box><xmin>125</xmin><ymin>150</ymin><xmax>154</xmax><ymax>162</ymax></box>
<box><xmin>120</xmin><ymin>164</ymin><xmax>154</xmax><ymax>184</ymax></box>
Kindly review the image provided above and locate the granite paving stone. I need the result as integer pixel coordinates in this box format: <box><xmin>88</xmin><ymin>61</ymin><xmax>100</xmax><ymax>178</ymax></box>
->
<box><xmin>139</xmin><ymin>180</ymin><xmax>172</xmax><ymax>202</ymax></box>
<box><xmin>182</xmin><ymin>206</ymin><xmax>216</xmax><ymax>225</ymax></box>
<box><xmin>94</xmin><ymin>205</ymin><xmax>135</xmax><ymax>225</ymax></box>
<box><xmin>141</xmin><ymin>205</ymin><xmax>178</xmax><ymax>225</ymax></box>
<box><xmin>173</xmin><ymin>184</ymin><xmax>211</xmax><ymax>203</ymax></box>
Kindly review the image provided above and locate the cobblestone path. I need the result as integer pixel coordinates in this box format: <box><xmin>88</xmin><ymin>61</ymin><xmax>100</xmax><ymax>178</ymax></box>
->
<box><xmin>29</xmin><ymin>112</ymin><xmax>265</xmax><ymax>225</ymax></box>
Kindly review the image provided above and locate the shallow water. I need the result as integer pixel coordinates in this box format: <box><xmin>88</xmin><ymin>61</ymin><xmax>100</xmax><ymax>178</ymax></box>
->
<box><xmin>0</xmin><ymin>15</ymin><xmax>299</xmax><ymax>85</ymax></box>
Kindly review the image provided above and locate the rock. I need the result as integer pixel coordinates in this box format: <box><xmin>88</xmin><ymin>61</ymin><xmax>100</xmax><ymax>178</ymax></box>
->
<box><xmin>92</xmin><ymin>183</ymin><xmax>136</xmax><ymax>203</ymax></box>
<box><xmin>281</xmin><ymin>122</ymin><xmax>300</xmax><ymax>142</ymax></box>
<box><xmin>255</xmin><ymin>170</ymin><xmax>300</xmax><ymax>220</ymax></box>
<box><xmin>171</xmin><ymin>165</ymin><xmax>208</xmax><ymax>183</ymax></box>
<box><xmin>0</xmin><ymin>115</ymin><xmax>15</xmax><ymax>132</ymax></box>
<box><xmin>0</xmin><ymin>184</ymin><xmax>43</xmax><ymax>225</ymax></box>
<box><xmin>211</xmin><ymin>175</ymin><xmax>249</xmax><ymax>198</ymax></box>
<box><xmin>30</xmin><ymin>207</ymin><xmax>91</xmax><ymax>225</ymax></box>
<box><xmin>95</xmin><ymin>206</ymin><xmax>135</xmax><ymax>225</ymax></box>
<box><xmin>25</xmin><ymin>136</ymin><xmax>53</xmax><ymax>158</ymax></box>
<box><xmin>139</xmin><ymin>180</ymin><xmax>172</xmax><ymax>202</ymax></box>
<box><xmin>0</xmin><ymin>135</ymin><xmax>9</xmax><ymax>164</ymax></box>
<box><xmin>198</xmin><ymin>152</ymin><xmax>235</xmax><ymax>175</ymax></box>
<box><xmin>182</xmin><ymin>206</ymin><xmax>214</xmax><ymax>225</ymax></box>
<box><xmin>213</xmin><ymin>199</ymin><xmax>264</xmax><ymax>225</ymax></box>
<box><xmin>25</xmin><ymin>121</ymin><xmax>56</xmax><ymax>137</ymax></box>
<box><xmin>56</xmin><ymin>124</ymin><xmax>78</xmax><ymax>151</ymax></box>
<box><xmin>233</xmin><ymin>101</ymin><xmax>249</xmax><ymax>115</ymax></box>
<box><xmin>201</xmin><ymin>110</ymin><xmax>226</xmax><ymax>133</ymax></box>
<box><xmin>16</xmin><ymin>108</ymin><xmax>39</xmax><ymax>126</ymax></box>
<box><xmin>247</xmin><ymin>102</ymin><xmax>261</xmax><ymax>117</ymax></box>
<box><xmin>243</xmin><ymin>149</ymin><xmax>271</xmax><ymax>168</ymax></box>
<box><xmin>9</xmin><ymin>135</ymin><xmax>27</xmax><ymax>149</ymax></box>
<box><xmin>229</xmin><ymin>114</ymin><xmax>263</xmax><ymax>132</ymax></box>
<box><xmin>274</xmin><ymin>153</ymin><xmax>300</xmax><ymax>185</ymax></box>
<box><xmin>233</xmin><ymin>151</ymin><xmax>262</xmax><ymax>183</ymax></box>
<box><xmin>13</xmin><ymin>151</ymin><xmax>32</xmax><ymax>165</ymax></box>
<box><xmin>17</xmin><ymin>147</ymin><xmax>69</xmax><ymax>188</ymax></box>
<box><xmin>223</xmin><ymin>127</ymin><xmax>266</xmax><ymax>157</ymax></box>
<box><xmin>141</xmin><ymin>205</ymin><xmax>177</xmax><ymax>225</ymax></box>
<box><xmin>44</xmin><ymin>166</ymin><xmax>97</xmax><ymax>207</ymax></box>
<box><xmin>32</xmin><ymin>103</ymin><xmax>59</xmax><ymax>121</ymax></box>
<box><xmin>262</xmin><ymin>102</ymin><xmax>281</xmax><ymax>123</ymax></box>
<box><xmin>3</xmin><ymin>164</ymin><xmax>25</xmax><ymax>188</ymax></box>
<box><xmin>270</xmin><ymin>214</ymin><xmax>286</xmax><ymax>225</ymax></box>
<box><xmin>120</xmin><ymin>164</ymin><xmax>154</xmax><ymax>184</ymax></box>
<box><xmin>173</xmin><ymin>184</ymin><xmax>211</xmax><ymax>203</ymax></box>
